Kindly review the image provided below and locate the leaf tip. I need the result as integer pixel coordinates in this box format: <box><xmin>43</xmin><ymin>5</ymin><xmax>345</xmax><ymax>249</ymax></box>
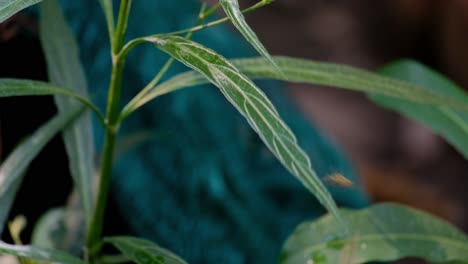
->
<box><xmin>269</xmin><ymin>57</ymin><xmax>288</xmax><ymax>80</ymax></box>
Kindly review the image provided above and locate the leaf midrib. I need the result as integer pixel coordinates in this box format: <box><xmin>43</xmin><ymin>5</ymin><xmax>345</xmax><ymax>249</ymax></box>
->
<box><xmin>207</xmin><ymin>64</ymin><xmax>334</xmax><ymax>215</ymax></box>
<box><xmin>158</xmin><ymin>39</ymin><xmax>337</xmax><ymax>218</ymax></box>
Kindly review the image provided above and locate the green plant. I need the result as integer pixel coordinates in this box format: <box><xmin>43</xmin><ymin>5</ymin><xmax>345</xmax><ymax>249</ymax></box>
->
<box><xmin>1</xmin><ymin>0</ymin><xmax>468</xmax><ymax>263</ymax></box>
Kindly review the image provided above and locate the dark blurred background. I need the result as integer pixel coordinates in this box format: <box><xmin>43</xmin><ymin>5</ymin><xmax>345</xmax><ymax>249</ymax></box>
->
<box><xmin>1</xmin><ymin>1</ymin><xmax>468</xmax><ymax>262</ymax></box>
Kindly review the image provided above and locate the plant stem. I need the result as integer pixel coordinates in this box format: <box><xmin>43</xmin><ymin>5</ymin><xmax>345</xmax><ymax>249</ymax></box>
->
<box><xmin>113</xmin><ymin>0</ymin><xmax>132</xmax><ymax>56</ymax></box>
<box><xmin>118</xmin><ymin>0</ymin><xmax>271</xmax><ymax>61</ymax></box>
<box><xmin>105</xmin><ymin>58</ymin><xmax>126</xmax><ymax>125</ymax></box>
<box><xmin>85</xmin><ymin>60</ymin><xmax>125</xmax><ymax>257</ymax></box>
<box><xmin>85</xmin><ymin>128</ymin><xmax>116</xmax><ymax>257</ymax></box>
<box><xmin>119</xmin><ymin>4</ymin><xmax>209</xmax><ymax>121</ymax></box>
<box><xmin>86</xmin><ymin>1</ymin><xmax>132</xmax><ymax>261</ymax></box>
<box><xmin>86</xmin><ymin>0</ymin><xmax>267</xmax><ymax>260</ymax></box>
<box><xmin>162</xmin><ymin>0</ymin><xmax>270</xmax><ymax>36</ymax></box>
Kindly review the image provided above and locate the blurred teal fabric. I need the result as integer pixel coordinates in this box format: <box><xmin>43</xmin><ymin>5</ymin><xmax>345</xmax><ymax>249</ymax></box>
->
<box><xmin>60</xmin><ymin>0</ymin><xmax>369</xmax><ymax>263</ymax></box>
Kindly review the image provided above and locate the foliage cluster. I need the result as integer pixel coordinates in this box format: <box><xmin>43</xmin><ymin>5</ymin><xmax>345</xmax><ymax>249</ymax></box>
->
<box><xmin>1</xmin><ymin>0</ymin><xmax>468</xmax><ymax>263</ymax></box>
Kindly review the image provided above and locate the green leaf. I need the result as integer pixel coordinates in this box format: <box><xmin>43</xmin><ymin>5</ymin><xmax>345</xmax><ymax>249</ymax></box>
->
<box><xmin>40</xmin><ymin>0</ymin><xmax>96</xmax><ymax>223</ymax></box>
<box><xmin>0</xmin><ymin>241</ymin><xmax>85</xmax><ymax>264</ymax></box>
<box><xmin>105</xmin><ymin>236</ymin><xmax>188</xmax><ymax>264</ymax></box>
<box><xmin>98</xmin><ymin>0</ymin><xmax>115</xmax><ymax>42</ymax></box>
<box><xmin>0</xmin><ymin>106</ymin><xmax>83</xmax><ymax>235</ymax></box>
<box><xmin>371</xmin><ymin>60</ymin><xmax>468</xmax><ymax>159</ymax></box>
<box><xmin>281</xmin><ymin>203</ymin><xmax>468</xmax><ymax>264</ymax></box>
<box><xmin>0</xmin><ymin>0</ymin><xmax>41</xmax><ymax>23</ymax></box>
<box><xmin>121</xmin><ymin>56</ymin><xmax>468</xmax><ymax>122</ymax></box>
<box><xmin>235</xmin><ymin>57</ymin><xmax>468</xmax><ymax>110</ymax></box>
<box><xmin>219</xmin><ymin>0</ymin><xmax>281</xmax><ymax>74</ymax></box>
<box><xmin>0</xmin><ymin>78</ymin><xmax>85</xmax><ymax>100</ymax></box>
<box><xmin>0</xmin><ymin>78</ymin><xmax>102</xmax><ymax>120</ymax></box>
<box><xmin>150</xmin><ymin>36</ymin><xmax>341</xmax><ymax>225</ymax></box>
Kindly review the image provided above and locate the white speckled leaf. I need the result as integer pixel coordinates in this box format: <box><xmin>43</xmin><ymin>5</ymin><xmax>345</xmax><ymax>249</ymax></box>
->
<box><xmin>150</xmin><ymin>35</ymin><xmax>341</xmax><ymax>225</ymax></box>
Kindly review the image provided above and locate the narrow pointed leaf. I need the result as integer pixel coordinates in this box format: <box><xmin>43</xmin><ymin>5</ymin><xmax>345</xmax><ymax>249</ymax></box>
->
<box><xmin>105</xmin><ymin>236</ymin><xmax>188</xmax><ymax>264</ymax></box>
<box><xmin>0</xmin><ymin>106</ymin><xmax>83</xmax><ymax>235</ymax></box>
<box><xmin>121</xmin><ymin>56</ymin><xmax>468</xmax><ymax>120</ymax></box>
<box><xmin>150</xmin><ymin>36</ymin><xmax>341</xmax><ymax>224</ymax></box>
<box><xmin>98</xmin><ymin>0</ymin><xmax>115</xmax><ymax>41</ymax></box>
<box><xmin>0</xmin><ymin>78</ymin><xmax>100</xmax><ymax>115</ymax></box>
<box><xmin>219</xmin><ymin>0</ymin><xmax>282</xmax><ymax>74</ymax></box>
<box><xmin>281</xmin><ymin>203</ymin><xmax>468</xmax><ymax>264</ymax></box>
<box><xmin>0</xmin><ymin>241</ymin><xmax>85</xmax><ymax>264</ymax></box>
<box><xmin>0</xmin><ymin>0</ymin><xmax>41</xmax><ymax>23</ymax></box>
<box><xmin>234</xmin><ymin>57</ymin><xmax>468</xmax><ymax>110</ymax></box>
<box><xmin>40</xmin><ymin>0</ymin><xmax>96</xmax><ymax>223</ymax></box>
<box><xmin>371</xmin><ymin>60</ymin><xmax>468</xmax><ymax>159</ymax></box>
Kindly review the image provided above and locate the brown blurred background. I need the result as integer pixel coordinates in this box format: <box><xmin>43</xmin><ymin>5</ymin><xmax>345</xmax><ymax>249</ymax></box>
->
<box><xmin>237</xmin><ymin>0</ymin><xmax>468</xmax><ymax>231</ymax></box>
